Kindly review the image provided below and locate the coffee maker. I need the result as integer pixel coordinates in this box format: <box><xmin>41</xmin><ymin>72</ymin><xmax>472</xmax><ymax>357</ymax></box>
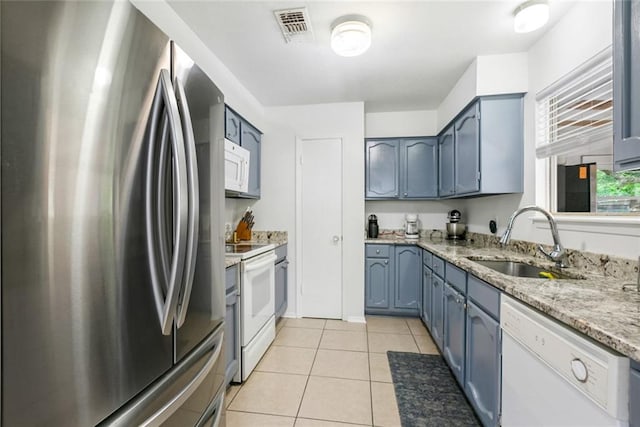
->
<box><xmin>405</xmin><ymin>214</ymin><xmax>419</xmax><ymax>240</ymax></box>
<box><xmin>368</xmin><ymin>214</ymin><xmax>379</xmax><ymax>238</ymax></box>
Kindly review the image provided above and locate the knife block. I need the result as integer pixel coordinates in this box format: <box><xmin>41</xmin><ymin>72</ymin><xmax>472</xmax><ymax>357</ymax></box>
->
<box><xmin>235</xmin><ymin>220</ymin><xmax>252</xmax><ymax>241</ymax></box>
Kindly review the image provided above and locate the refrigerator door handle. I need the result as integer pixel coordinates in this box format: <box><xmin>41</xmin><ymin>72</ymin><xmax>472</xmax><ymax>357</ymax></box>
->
<box><xmin>145</xmin><ymin>69</ymin><xmax>189</xmax><ymax>335</ymax></box>
<box><xmin>174</xmin><ymin>76</ymin><xmax>200</xmax><ymax>328</ymax></box>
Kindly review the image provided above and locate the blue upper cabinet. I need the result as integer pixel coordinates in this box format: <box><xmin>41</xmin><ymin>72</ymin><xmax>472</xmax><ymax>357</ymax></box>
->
<box><xmin>455</xmin><ymin>103</ymin><xmax>480</xmax><ymax>195</ymax></box>
<box><xmin>225</xmin><ymin>105</ymin><xmax>262</xmax><ymax>199</ymax></box>
<box><xmin>365</xmin><ymin>137</ymin><xmax>438</xmax><ymax>199</ymax></box>
<box><xmin>365</xmin><ymin>139</ymin><xmax>400</xmax><ymax>198</ymax></box>
<box><xmin>439</xmin><ymin>95</ymin><xmax>524</xmax><ymax>198</ymax></box>
<box><xmin>401</xmin><ymin>138</ymin><xmax>438</xmax><ymax>198</ymax></box>
<box><xmin>613</xmin><ymin>0</ymin><xmax>640</xmax><ymax>171</ymax></box>
<box><xmin>240</xmin><ymin>120</ymin><xmax>261</xmax><ymax>199</ymax></box>
<box><xmin>225</xmin><ymin>106</ymin><xmax>241</xmax><ymax>144</ymax></box>
<box><xmin>438</xmin><ymin>126</ymin><xmax>455</xmax><ymax>197</ymax></box>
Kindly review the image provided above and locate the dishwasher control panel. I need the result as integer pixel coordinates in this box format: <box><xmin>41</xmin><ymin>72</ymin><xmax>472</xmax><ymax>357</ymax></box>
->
<box><xmin>501</xmin><ymin>295</ymin><xmax>629</xmax><ymax>419</ymax></box>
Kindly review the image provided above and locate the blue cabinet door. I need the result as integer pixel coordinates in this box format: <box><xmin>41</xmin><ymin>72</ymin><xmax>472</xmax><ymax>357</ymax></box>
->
<box><xmin>631</xmin><ymin>363</ymin><xmax>640</xmax><ymax>427</ymax></box>
<box><xmin>401</xmin><ymin>138</ymin><xmax>438</xmax><ymax>198</ymax></box>
<box><xmin>455</xmin><ymin>102</ymin><xmax>480</xmax><ymax>195</ymax></box>
<box><xmin>240</xmin><ymin>121</ymin><xmax>261</xmax><ymax>198</ymax></box>
<box><xmin>614</xmin><ymin>0</ymin><xmax>640</xmax><ymax>171</ymax></box>
<box><xmin>225</xmin><ymin>106</ymin><xmax>241</xmax><ymax>144</ymax></box>
<box><xmin>443</xmin><ymin>282</ymin><xmax>465</xmax><ymax>386</ymax></box>
<box><xmin>422</xmin><ymin>265</ymin><xmax>432</xmax><ymax>330</ymax></box>
<box><xmin>438</xmin><ymin>126</ymin><xmax>455</xmax><ymax>197</ymax></box>
<box><xmin>366</xmin><ymin>139</ymin><xmax>400</xmax><ymax>198</ymax></box>
<box><xmin>465</xmin><ymin>300</ymin><xmax>501</xmax><ymax>427</ymax></box>
<box><xmin>394</xmin><ymin>245</ymin><xmax>420</xmax><ymax>309</ymax></box>
<box><xmin>275</xmin><ymin>259</ymin><xmax>288</xmax><ymax>318</ymax></box>
<box><xmin>431</xmin><ymin>275</ymin><xmax>445</xmax><ymax>350</ymax></box>
<box><xmin>365</xmin><ymin>258</ymin><xmax>391</xmax><ymax>310</ymax></box>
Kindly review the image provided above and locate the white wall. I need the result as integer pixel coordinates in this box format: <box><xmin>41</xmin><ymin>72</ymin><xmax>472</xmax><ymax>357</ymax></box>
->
<box><xmin>437</xmin><ymin>60</ymin><xmax>478</xmax><ymax>132</ymax></box>
<box><xmin>462</xmin><ymin>0</ymin><xmax>640</xmax><ymax>258</ymax></box>
<box><xmin>131</xmin><ymin>0</ymin><xmax>265</xmax><ymax>129</ymax></box>
<box><xmin>253</xmin><ymin>102</ymin><xmax>365</xmax><ymax>322</ymax></box>
<box><xmin>366</xmin><ymin>200</ymin><xmax>463</xmax><ymax>231</ymax></box>
<box><xmin>365</xmin><ymin>110</ymin><xmax>438</xmax><ymax>137</ymax></box>
<box><xmin>436</xmin><ymin>53</ymin><xmax>529</xmax><ymax>132</ymax></box>
<box><xmin>476</xmin><ymin>53</ymin><xmax>528</xmax><ymax>97</ymax></box>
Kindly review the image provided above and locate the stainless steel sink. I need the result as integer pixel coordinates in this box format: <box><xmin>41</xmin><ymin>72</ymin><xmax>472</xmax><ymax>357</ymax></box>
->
<box><xmin>469</xmin><ymin>259</ymin><xmax>580</xmax><ymax>280</ymax></box>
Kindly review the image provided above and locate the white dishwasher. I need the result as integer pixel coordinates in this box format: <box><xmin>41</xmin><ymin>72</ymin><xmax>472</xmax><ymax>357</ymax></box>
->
<box><xmin>501</xmin><ymin>295</ymin><xmax>629</xmax><ymax>426</ymax></box>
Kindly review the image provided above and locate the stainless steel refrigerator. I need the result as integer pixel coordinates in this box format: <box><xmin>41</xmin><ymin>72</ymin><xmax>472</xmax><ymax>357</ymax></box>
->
<box><xmin>1</xmin><ymin>1</ymin><xmax>226</xmax><ymax>425</ymax></box>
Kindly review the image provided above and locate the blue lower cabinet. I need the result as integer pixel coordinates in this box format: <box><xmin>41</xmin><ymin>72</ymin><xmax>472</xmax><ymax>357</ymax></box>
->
<box><xmin>422</xmin><ymin>265</ymin><xmax>432</xmax><ymax>330</ymax></box>
<box><xmin>465</xmin><ymin>300</ymin><xmax>500</xmax><ymax>427</ymax></box>
<box><xmin>225</xmin><ymin>266</ymin><xmax>240</xmax><ymax>385</ymax></box>
<box><xmin>365</xmin><ymin>257</ymin><xmax>392</xmax><ymax>310</ymax></box>
<box><xmin>631</xmin><ymin>361</ymin><xmax>640</xmax><ymax>427</ymax></box>
<box><xmin>394</xmin><ymin>245</ymin><xmax>421</xmax><ymax>310</ymax></box>
<box><xmin>431</xmin><ymin>275</ymin><xmax>445</xmax><ymax>350</ymax></box>
<box><xmin>365</xmin><ymin>244</ymin><xmax>420</xmax><ymax>316</ymax></box>
<box><xmin>443</xmin><ymin>282</ymin><xmax>466</xmax><ymax>386</ymax></box>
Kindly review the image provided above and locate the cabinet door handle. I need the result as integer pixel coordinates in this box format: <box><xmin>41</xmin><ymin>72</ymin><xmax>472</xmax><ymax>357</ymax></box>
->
<box><xmin>384</xmin><ymin>260</ymin><xmax>388</xmax><ymax>265</ymax></box>
<box><xmin>376</xmin><ymin>249</ymin><xmax>380</xmax><ymax>254</ymax></box>
<box><xmin>404</xmin><ymin>192</ymin><xmax>408</xmax><ymax>196</ymax></box>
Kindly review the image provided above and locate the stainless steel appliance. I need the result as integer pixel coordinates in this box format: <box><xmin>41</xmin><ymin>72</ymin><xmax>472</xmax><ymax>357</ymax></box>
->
<box><xmin>368</xmin><ymin>214</ymin><xmax>379</xmax><ymax>238</ymax></box>
<box><xmin>225</xmin><ymin>243</ymin><xmax>276</xmax><ymax>381</ymax></box>
<box><xmin>446</xmin><ymin>209</ymin><xmax>467</xmax><ymax>240</ymax></box>
<box><xmin>405</xmin><ymin>213</ymin><xmax>419</xmax><ymax>239</ymax></box>
<box><xmin>1</xmin><ymin>2</ymin><xmax>226</xmax><ymax>425</ymax></box>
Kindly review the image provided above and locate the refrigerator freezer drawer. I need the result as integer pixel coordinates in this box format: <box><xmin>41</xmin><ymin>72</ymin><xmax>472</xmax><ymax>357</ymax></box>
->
<box><xmin>101</xmin><ymin>326</ymin><xmax>225</xmax><ymax>426</ymax></box>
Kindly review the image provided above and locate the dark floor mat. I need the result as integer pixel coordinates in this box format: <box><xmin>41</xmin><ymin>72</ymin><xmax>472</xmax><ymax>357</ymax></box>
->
<box><xmin>387</xmin><ymin>351</ymin><xmax>481</xmax><ymax>427</ymax></box>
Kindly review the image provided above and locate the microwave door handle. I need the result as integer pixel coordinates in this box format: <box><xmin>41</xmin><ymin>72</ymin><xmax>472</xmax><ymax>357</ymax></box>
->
<box><xmin>145</xmin><ymin>69</ymin><xmax>189</xmax><ymax>336</ymax></box>
<box><xmin>173</xmin><ymin>77</ymin><xmax>199</xmax><ymax>328</ymax></box>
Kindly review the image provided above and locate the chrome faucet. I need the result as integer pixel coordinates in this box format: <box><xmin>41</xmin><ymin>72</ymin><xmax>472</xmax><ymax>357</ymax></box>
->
<box><xmin>500</xmin><ymin>205</ymin><xmax>567</xmax><ymax>268</ymax></box>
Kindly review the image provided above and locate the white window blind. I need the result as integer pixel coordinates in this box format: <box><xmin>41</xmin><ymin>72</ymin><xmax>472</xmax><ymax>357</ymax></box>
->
<box><xmin>536</xmin><ymin>47</ymin><xmax>612</xmax><ymax>158</ymax></box>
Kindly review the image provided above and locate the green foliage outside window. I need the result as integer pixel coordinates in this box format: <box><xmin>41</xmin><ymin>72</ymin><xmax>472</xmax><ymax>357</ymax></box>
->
<box><xmin>597</xmin><ymin>170</ymin><xmax>640</xmax><ymax>197</ymax></box>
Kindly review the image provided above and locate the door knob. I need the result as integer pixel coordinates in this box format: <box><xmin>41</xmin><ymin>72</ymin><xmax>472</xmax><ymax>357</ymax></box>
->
<box><xmin>332</xmin><ymin>235</ymin><xmax>340</xmax><ymax>243</ymax></box>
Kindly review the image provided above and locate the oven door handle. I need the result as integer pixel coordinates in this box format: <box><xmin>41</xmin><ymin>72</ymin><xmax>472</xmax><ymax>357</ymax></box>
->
<box><xmin>243</xmin><ymin>253</ymin><xmax>277</xmax><ymax>273</ymax></box>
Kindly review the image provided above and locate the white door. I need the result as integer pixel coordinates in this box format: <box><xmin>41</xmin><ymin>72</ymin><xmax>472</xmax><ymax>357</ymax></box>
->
<box><xmin>297</xmin><ymin>137</ymin><xmax>343</xmax><ymax>318</ymax></box>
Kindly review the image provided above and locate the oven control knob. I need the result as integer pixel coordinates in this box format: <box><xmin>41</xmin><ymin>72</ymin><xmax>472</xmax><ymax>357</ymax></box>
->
<box><xmin>571</xmin><ymin>358</ymin><xmax>588</xmax><ymax>382</ymax></box>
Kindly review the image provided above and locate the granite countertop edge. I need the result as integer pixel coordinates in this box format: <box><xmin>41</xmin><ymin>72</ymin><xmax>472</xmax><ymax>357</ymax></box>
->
<box><xmin>365</xmin><ymin>237</ymin><xmax>640</xmax><ymax>361</ymax></box>
<box><xmin>224</xmin><ymin>237</ymin><xmax>288</xmax><ymax>269</ymax></box>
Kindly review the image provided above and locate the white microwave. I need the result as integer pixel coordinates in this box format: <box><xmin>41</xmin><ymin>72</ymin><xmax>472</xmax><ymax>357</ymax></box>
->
<box><xmin>225</xmin><ymin>139</ymin><xmax>250</xmax><ymax>193</ymax></box>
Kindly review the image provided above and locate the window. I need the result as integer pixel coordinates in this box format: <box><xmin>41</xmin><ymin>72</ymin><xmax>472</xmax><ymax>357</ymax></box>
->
<box><xmin>536</xmin><ymin>47</ymin><xmax>640</xmax><ymax>214</ymax></box>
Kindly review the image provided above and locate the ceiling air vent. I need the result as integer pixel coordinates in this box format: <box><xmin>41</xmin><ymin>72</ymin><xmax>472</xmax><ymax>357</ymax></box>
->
<box><xmin>274</xmin><ymin>7</ymin><xmax>314</xmax><ymax>43</ymax></box>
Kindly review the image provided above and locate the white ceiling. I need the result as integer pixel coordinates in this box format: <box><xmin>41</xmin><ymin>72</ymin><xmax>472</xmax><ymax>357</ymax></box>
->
<box><xmin>168</xmin><ymin>1</ymin><xmax>576</xmax><ymax>112</ymax></box>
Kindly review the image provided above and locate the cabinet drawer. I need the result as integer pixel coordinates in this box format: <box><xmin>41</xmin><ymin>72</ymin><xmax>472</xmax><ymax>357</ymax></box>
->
<box><xmin>366</xmin><ymin>244</ymin><xmax>391</xmax><ymax>258</ymax></box>
<box><xmin>432</xmin><ymin>255</ymin><xmax>445</xmax><ymax>278</ymax></box>
<box><xmin>423</xmin><ymin>250</ymin><xmax>432</xmax><ymax>268</ymax></box>
<box><xmin>467</xmin><ymin>275</ymin><xmax>500</xmax><ymax>320</ymax></box>
<box><xmin>225</xmin><ymin>264</ymin><xmax>238</xmax><ymax>292</ymax></box>
<box><xmin>446</xmin><ymin>263</ymin><xmax>466</xmax><ymax>294</ymax></box>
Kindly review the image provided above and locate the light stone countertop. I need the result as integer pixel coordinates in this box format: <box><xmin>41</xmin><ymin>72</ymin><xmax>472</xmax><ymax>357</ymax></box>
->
<box><xmin>225</xmin><ymin>230</ymin><xmax>288</xmax><ymax>269</ymax></box>
<box><xmin>366</xmin><ymin>236</ymin><xmax>640</xmax><ymax>361</ymax></box>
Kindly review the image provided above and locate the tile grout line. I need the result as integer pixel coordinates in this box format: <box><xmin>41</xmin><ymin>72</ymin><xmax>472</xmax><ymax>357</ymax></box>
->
<box><xmin>367</xmin><ymin>318</ymin><xmax>376</xmax><ymax>427</ymax></box>
<box><xmin>293</xmin><ymin>322</ymin><xmax>324</xmax><ymax>423</ymax></box>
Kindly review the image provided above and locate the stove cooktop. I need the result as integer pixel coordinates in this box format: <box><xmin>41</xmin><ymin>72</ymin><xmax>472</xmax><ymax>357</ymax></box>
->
<box><xmin>225</xmin><ymin>242</ymin><xmax>275</xmax><ymax>259</ymax></box>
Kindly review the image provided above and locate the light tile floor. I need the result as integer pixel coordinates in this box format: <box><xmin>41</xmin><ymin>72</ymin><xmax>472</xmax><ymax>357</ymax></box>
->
<box><xmin>225</xmin><ymin>315</ymin><xmax>440</xmax><ymax>427</ymax></box>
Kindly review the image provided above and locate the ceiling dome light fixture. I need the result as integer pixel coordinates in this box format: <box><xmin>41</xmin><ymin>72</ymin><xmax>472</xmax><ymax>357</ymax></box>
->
<box><xmin>513</xmin><ymin>0</ymin><xmax>549</xmax><ymax>33</ymax></box>
<box><xmin>331</xmin><ymin>15</ymin><xmax>372</xmax><ymax>57</ymax></box>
